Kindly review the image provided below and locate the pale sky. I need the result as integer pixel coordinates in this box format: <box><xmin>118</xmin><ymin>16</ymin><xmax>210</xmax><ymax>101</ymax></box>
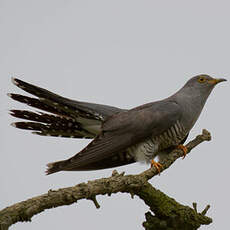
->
<box><xmin>1</xmin><ymin>1</ymin><xmax>230</xmax><ymax>229</ymax></box>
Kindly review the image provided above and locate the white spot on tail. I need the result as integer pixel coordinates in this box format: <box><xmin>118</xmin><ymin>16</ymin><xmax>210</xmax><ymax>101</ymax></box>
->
<box><xmin>11</xmin><ymin>77</ymin><xmax>19</xmax><ymax>86</ymax></box>
<box><xmin>10</xmin><ymin>122</ymin><xmax>17</xmax><ymax>127</ymax></box>
<box><xmin>46</xmin><ymin>162</ymin><xmax>55</xmax><ymax>174</ymax></box>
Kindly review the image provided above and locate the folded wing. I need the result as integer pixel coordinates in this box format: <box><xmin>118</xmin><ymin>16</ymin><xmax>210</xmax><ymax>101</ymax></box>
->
<box><xmin>47</xmin><ymin>101</ymin><xmax>182</xmax><ymax>174</ymax></box>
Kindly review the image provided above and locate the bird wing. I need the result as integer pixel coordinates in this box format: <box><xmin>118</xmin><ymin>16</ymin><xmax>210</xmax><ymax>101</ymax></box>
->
<box><xmin>47</xmin><ymin>100</ymin><xmax>182</xmax><ymax>173</ymax></box>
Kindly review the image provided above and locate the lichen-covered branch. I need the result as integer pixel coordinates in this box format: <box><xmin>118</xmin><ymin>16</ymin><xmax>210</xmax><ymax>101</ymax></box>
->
<box><xmin>0</xmin><ymin>129</ymin><xmax>212</xmax><ymax>230</ymax></box>
<box><xmin>139</xmin><ymin>183</ymin><xmax>212</xmax><ymax>230</ymax></box>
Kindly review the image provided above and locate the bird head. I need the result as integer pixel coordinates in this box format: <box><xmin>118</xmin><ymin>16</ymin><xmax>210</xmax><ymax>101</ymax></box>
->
<box><xmin>184</xmin><ymin>74</ymin><xmax>227</xmax><ymax>93</ymax></box>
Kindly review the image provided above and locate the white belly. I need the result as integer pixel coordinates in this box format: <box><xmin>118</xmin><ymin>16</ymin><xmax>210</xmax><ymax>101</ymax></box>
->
<box><xmin>127</xmin><ymin>138</ymin><xmax>159</xmax><ymax>163</ymax></box>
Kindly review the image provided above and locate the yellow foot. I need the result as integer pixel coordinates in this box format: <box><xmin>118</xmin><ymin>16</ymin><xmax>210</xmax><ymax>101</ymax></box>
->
<box><xmin>177</xmin><ymin>144</ymin><xmax>188</xmax><ymax>159</ymax></box>
<box><xmin>150</xmin><ymin>160</ymin><xmax>162</xmax><ymax>174</ymax></box>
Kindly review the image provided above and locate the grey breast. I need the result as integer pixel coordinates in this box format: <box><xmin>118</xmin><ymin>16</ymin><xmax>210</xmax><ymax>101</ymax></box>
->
<box><xmin>128</xmin><ymin>120</ymin><xmax>187</xmax><ymax>163</ymax></box>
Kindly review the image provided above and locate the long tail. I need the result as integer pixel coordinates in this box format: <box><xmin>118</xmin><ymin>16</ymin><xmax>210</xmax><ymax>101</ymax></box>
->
<box><xmin>10</xmin><ymin>109</ymin><xmax>94</xmax><ymax>138</ymax></box>
<box><xmin>9</xmin><ymin>78</ymin><xmax>124</xmax><ymax>138</ymax></box>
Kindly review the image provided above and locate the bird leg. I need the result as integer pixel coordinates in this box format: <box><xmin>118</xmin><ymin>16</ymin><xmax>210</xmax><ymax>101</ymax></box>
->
<box><xmin>150</xmin><ymin>159</ymin><xmax>162</xmax><ymax>174</ymax></box>
<box><xmin>177</xmin><ymin>144</ymin><xmax>188</xmax><ymax>159</ymax></box>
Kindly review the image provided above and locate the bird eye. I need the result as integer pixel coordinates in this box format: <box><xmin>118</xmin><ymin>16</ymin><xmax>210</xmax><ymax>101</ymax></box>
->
<box><xmin>198</xmin><ymin>76</ymin><xmax>206</xmax><ymax>83</ymax></box>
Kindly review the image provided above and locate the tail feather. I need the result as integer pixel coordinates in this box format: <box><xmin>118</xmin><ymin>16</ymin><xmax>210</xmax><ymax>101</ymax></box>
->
<box><xmin>11</xmin><ymin>121</ymin><xmax>47</xmax><ymax>131</ymax></box>
<box><xmin>10</xmin><ymin>110</ymin><xmax>95</xmax><ymax>138</ymax></box>
<box><xmin>8</xmin><ymin>93</ymin><xmax>66</xmax><ymax>117</ymax></box>
<box><xmin>10</xmin><ymin>109</ymin><xmax>79</xmax><ymax>125</ymax></box>
<box><xmin>11</xmin><ymin>78</ymin><xmax>124</xmax><ymax>119</ymax></box>
<box><xmin>10</xmin><ymin>110</ymin><xmax>64</xmax><ymax>123</ymax></box>
<box><xmin>11</xmin><ymin>78</ymin><xmax>106</xmax><ymax>121</ymax></box>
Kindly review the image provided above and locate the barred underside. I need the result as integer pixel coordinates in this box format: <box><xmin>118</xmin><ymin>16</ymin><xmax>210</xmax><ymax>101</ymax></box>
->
<box><xmin>129</xmin><ymin>120</ymin><xmax>187</xmax><ymax>162</ymax></box>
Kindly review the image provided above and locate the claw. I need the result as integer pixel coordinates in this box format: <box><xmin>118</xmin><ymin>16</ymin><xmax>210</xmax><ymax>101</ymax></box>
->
<box><xmin>150</xmin><ymin>160</ymin><xmax>162</xmax><ymax>174</ymax></box>
<box><xmin>177</xmin><ymin>144</ymin><xmax>188</xmax><ymax>159</ymax></box>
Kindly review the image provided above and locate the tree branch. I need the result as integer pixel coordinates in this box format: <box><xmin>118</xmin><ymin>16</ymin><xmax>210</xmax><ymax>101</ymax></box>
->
<box><xmin>0</xmin><ymin>129</ymin><xmax>212</xmax><ymax>230</ymax></box>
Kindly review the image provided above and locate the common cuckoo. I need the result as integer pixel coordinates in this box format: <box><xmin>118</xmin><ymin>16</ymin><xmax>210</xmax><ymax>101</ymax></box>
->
<box><xmin>8</xmin><ymin>75</ymin><xmax>226</xmax><ymax>174</ymax></box>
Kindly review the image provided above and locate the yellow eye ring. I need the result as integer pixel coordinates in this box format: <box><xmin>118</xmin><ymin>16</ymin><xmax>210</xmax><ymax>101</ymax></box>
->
<box><xmin>198</xmin><ymin>76</ymin><xmax>206</xmax><ymax>83</ymax></box>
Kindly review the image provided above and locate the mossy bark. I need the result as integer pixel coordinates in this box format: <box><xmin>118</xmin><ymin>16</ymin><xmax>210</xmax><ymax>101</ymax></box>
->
<box><xmin>138</xmin><ymin>183</ymin><xmax>212</xmax><ymax>230</ymax></box>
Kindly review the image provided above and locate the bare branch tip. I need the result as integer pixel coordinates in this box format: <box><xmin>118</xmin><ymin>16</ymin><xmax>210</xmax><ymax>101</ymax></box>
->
<box><xmin>111</xmin><ymin>170</ymin><xmax>119</xmax><ymax>177</ymax></box>
<box><xmin>201</xmin><ymin>204</ymin><xmax>211</xmax><ymax>216</ymax></box>
<box><xmin>88</xmin><ymin>196</ymin><xmax>100</xmax><ymax>209</ymax></box>
<box><xmin>192</xmin><ymin>202</ymin><xmax>198</xmax><ymax>213</ymax></box>
<box><xmin>130</xmin><ymin>192</ymin><xmax>135</xmax><ymax>199</ymax></box>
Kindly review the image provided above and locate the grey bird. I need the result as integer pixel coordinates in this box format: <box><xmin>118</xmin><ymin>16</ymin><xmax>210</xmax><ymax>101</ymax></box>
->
<box><xmin>8</xmin><ymin>75</ymin><xmax>226</xmax><ymax>174</ymax></box>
